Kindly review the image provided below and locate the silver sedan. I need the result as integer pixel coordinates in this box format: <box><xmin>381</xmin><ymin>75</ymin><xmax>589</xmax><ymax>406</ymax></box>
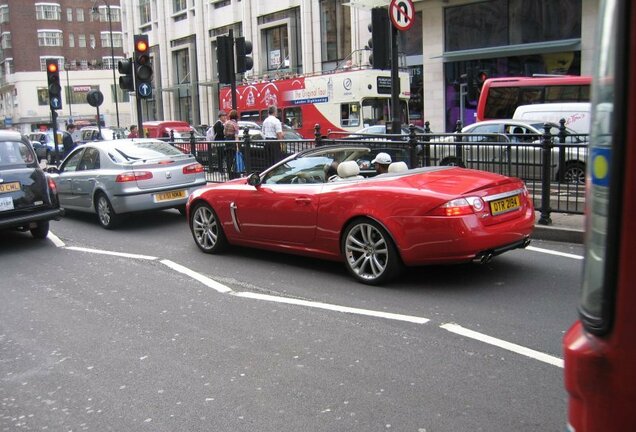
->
<box><xmin>50</xmin><ymin>139</ymin><xmax>207</xmax><ymax>229</ymax></box>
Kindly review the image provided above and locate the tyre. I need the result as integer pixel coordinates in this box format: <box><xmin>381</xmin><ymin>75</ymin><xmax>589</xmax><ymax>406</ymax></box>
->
<box><xmin>30</xmin><ymin>220</ymin><xmax>49</xmax><ymax>239</ymax></box>
<box><xmin>561</xmin><ymin>162</ymin><xmax>586</xmax><ymax>185</ymax></box>
<box><xmin>95</xmin><ymin>193</ymin><xmax>121</xmax><ymax>229</ymax></box>
<box><xmin>190</xmin><ymin>203</ymin><xmax>228</xmax><ymax>253</ymax></box>
<box><xmin>342</xmin><ymin>218</ymin><xmax>402</xmax><ymax>285</ymax></box>
<box><xmin>440</xmin><ymin>157</ymin><xmax>465</xmax><ymax>168</ymax></box>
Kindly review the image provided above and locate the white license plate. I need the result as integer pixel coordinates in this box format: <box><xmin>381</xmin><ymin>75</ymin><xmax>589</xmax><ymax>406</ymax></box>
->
<box><xmin>0</xmin><ymin>196</ymin><xmax>14</xmax><ymax>212</ymax></box>
<box><xmin>154</xmin><ymin>190</ymin><xmax>187</xmax><ymax>203</ymax></box>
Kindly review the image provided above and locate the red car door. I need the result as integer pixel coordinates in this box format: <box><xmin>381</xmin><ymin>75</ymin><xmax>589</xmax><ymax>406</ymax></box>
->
<box><xmin>235</xmin><ymin>183</ymin><xmax>321</xmax><ymax>244</ymax></box>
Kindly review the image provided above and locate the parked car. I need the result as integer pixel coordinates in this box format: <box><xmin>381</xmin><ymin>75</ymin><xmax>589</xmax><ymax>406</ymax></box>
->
<box><xmin>143</xmin><ymin>121</ymin><xmax>202</xmax><ymax>141</ymax></box>
<box><xmin>76</xmin><ymin>126</ymin><xmax>127</xmax><ymax>144</ymax></box>
<box><xmin>0</xmin><ymin>130</ymin><xmax>64</xmax><ymax>238</ymax></box>
<box><xmin>455</xmin><ymin>119</ymin><xmax>588</xmax><ymax>184</ymax></box>
<box><xmin>186</xmin><ymin>145</ymin><xmax>534</xmax><ymax>285</ymax></box>
<box><xmin>27</xmin><ymin>130</ymin><xmax>69</xmax><ymax>163</ymax></box>
<box><xmin>48</xmin><ymin>139</ymin><xmax>207</xmax><ymax>229</ymax></box>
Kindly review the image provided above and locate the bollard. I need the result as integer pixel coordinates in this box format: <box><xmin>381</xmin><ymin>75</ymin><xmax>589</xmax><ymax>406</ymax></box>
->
<box><xmin>408</xmin><ymin>124</ymin><xmax>417</xmax><ymax>169</ymax></box>
<box><xmin>189</xmin><ymin>130</ymin><xmax>196</xmax><ymax>157</ymax></box>
<box><xmin>558</xmin><ymin>118</ymin><xmax>567</xmax><ymax>182</ymax></box>
<box><xmin>243</xmin><ymin>127</ymin><xmax>252</xmax><ymax>173</ymax></box>
<box><xmin>454</xmin><ymin>119</ymin><xmax>463</xmax><ymax>161</ymax></box>
<box><xmin>314</xmin><ymin>124</ymin><xmax>322</xmax><ymax>147</ymax></box>
<box><xmin>423</xmin><ymin>120</ymin><xmax>432</xmax><ymax>167</ymax></box>
<box><xmin>538</xmin><ymin>123</ymin><xmax>553</xmax><ymax>225</ymax></box>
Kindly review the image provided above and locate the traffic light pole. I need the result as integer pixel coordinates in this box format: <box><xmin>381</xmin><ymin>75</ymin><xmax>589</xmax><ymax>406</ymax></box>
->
<box><xmin>229</xmin><ymin>29</ymin><xmax>237</xmax><ymax>111</ymax></box>
<box><xmin>136</xmin><ymin>95</ymin><xmax>143</xmax><ymax>138</ymax></box>
<box><xmin>390</xmin><ymin>26</ymin><xmax>401</xmax><ymax>135</ymax></box>
<box><xmin>51</xmin><ymin>110</ymin><xmax>59</xmax><ymax>165</ymax></box>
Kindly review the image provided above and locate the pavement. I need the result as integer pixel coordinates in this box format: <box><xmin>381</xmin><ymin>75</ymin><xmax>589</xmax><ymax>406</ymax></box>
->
<box><xmin>532</xmin><ymin>211</ymin><xmax>585</xmax><ymax>244</ymax></box>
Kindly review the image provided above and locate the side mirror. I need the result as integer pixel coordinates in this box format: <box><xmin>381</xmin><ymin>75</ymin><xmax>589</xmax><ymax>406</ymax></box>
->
<box><xmin>247</xmin><ymin>172</ymin><xmax>261</xmax><ymax>187</ymax></box>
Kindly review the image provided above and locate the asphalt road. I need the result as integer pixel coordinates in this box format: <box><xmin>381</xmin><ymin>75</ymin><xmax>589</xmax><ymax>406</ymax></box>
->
<box><xmin>1</xmin><ymin>209</ymin><xmax>583</xmax><ymax>431</ymax></box>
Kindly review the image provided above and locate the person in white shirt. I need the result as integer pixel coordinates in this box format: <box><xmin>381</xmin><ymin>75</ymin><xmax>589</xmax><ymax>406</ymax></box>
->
<box><xmin>262</xmin><ymin>106</ymin><xmax>284</xmax><ymax>140</ymax></box>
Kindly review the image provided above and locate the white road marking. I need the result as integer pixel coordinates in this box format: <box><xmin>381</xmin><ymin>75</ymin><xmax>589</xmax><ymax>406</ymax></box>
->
<box><xmin>160</xmin><ymin>259</ymin><xmax>232</xmax><ymax>294</ymax></box>
<box><xmin>234</xmin><ymin>291</ymin><xmax>430</xmax><ymax>324</ymax></box>
<box><xmin>440</xmin><ymin>323</ymin><xmax>564</xmax><ymax>368</ymax></box>
<box><xmin>64</xmin><ymin>246</ymin><xmax>158</xmax><ymax>260</ymax></box>
<box><xmin>526</xmin><ymin>245</ymin><xmax>583</xmax><ymax>260</ymax></box>
<box><xmin>49</xmin><ymin>230</ymin><xmax>564</xmax><ymax>367</ymax></box>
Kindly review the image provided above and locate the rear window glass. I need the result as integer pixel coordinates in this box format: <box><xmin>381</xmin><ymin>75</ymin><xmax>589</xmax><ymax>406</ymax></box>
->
<box><xmin>110</xmin><ymin>141</ymin><xmax>183</xmax><ymax>162</ymax></box>
<box><xmin>0</xmin><ymin>140</ymin><xmax>36</xmax><ymax>167</ymax></box>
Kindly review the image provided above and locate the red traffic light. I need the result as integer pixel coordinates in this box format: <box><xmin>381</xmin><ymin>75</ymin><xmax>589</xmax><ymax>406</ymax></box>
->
<box><xmin>47</xmin><ymin>63</ymin><xmax>58</xmax><ymax>73</ymax></box>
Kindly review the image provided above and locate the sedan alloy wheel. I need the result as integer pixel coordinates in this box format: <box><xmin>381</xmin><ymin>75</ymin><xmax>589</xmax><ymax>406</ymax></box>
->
<box><xmin>190</xmin><ymin>203</ymin><xmax>227</xmax><ymax>253</ymax></box>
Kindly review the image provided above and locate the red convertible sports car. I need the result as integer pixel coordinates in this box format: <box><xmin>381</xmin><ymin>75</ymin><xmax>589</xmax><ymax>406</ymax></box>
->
<box><xmin>186</xmin><ymin>145</ymin><xmax>535</xmax><ymax>284</ymax></box>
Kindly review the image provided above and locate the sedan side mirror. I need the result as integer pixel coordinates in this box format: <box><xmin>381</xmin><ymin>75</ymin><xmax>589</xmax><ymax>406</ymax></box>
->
<box><xmin>247</xmin><ymin>172</ymin><xmax>261</xmax><ymax>187</ymax></box>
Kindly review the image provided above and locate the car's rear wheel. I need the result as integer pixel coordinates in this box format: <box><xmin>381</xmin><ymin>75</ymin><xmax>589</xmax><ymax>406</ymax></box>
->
<box><xmin>30</xmin><ymin>220</ymin><xmax>49</xmax><ymax>239</ymax></box>
<box><xmin>342</xmin><ymin>219</ymin><xmax>402</xmax><ymax>285</ymax></box>
<box><xmin>95</xmin><ymin>193</ymin><xmax>121</xmax><ymax>229</ymax></box>
<box><xmin>190</xmin><ymin>203</ymin><xmax>227</xmax><ymax>253</ymax></box>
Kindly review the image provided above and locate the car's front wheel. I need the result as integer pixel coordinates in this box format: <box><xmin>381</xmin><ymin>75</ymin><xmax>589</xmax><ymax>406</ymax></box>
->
<box><xmin>190</xmin><ymin>203</ymin><xmax>228</xmax><ymax>253</ymax></box>
<box><xmin>342</xmin><ymin>218</ymin><xmax>402</xmax><ymax>285</ymax></box>
<box><xmin>30</xmin><ymin>220</ymin><xmax>49</xmax><ymax>239</ymax></box>
<box><xmin>95</xmin><ymin>193</ymin><xmax>121</xmax><ymax>229</ymax></box>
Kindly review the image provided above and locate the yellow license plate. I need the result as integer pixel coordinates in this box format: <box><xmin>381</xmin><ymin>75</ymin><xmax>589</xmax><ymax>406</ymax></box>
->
<box><xmin>490</xmin><ymin>195</ymin><xmax>521</xmax><ymax>215</ymax></box>
<box><xmin>0</xmin><ymin>182</ymin><xmax>20</xmax><ymax>194</ymax></box>
<box><xmin>154</xmin><ymin>190</ymin><xmax>187</xmax><ymax>202</ymax></box>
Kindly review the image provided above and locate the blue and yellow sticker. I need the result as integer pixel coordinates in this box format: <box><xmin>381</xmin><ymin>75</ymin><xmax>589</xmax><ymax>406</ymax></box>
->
<box><xmin>591</xmin><ymin>147</ymin><xmax>611</xmax><ymax>187</ymax></box>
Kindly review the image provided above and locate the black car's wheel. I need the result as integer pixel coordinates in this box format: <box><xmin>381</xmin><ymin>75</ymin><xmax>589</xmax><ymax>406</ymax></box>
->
<box><xmin>440</xmin><ymin>157</ymin><xmax>465</xmax><ymax>168</ymax></box>
<box><xmin>30</xmin><ymin>220</ymin><xmax>49</xmax><ymax>239</ymax></box>
<box><xmin>342</xmin><ymin>218</ymin><xmax>402</xmax><ymax>285</ymax></box>
<box><xmin>562</xmin><ymin>162</ymin><xmax>586</xmax><ymax>185</ymax></box>
<box><xmin>95</xmin><ymin>193</ymin><xmax>121</xmax><ymax>229</ymax></box>
<box><xmin>190</xmin><ymin>203</ymin><xmax>228</xmax><ymax>253</ymax></box>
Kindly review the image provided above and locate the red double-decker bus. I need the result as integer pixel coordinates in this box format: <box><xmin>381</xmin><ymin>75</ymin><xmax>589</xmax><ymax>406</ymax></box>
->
<box><xmin>476</xmin><ymin>75</ymin><xmax>592</xmax><ymax>122</ymax></box>
<box><xmin>563</xmin><ymin>0</ymin><xmax>636</xmax><ymax>430</ymax></box>
<box><xmin>219</xmin><ymin>68</ymin><xmax>410</xmax><ymax>138</ymax></box>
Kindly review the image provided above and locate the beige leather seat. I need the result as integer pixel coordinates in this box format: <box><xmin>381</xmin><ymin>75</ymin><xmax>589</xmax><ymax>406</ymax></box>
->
<box><xmin>331</xmin><ymin>160</ymin><xmax>364</xmax><ymax>181</ymax></box>
<box><xmin>388</xmin><ymin>161</ymin><xmax>409</xmax><ymax>173</ymax></box>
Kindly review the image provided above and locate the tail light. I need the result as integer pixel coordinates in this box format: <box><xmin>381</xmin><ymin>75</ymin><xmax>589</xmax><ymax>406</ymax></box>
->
<box><xmin>429</xmin><ymin>196</ymin><xmax>484</xmax><ymax>216</ymax></box>
<box><xmin>183</xmin><ymin>163</ymin><xmax>204</xmax><ymax>174</ymax></box>
<box><xmin>116</xmin><ymin>171</ymin><xmax>153</xmax><ymax>182</ymax></box>
<box><xmin>47</xmin><ymin>176</ymin><xmax>57</xmax><ymax>194</ymax></box>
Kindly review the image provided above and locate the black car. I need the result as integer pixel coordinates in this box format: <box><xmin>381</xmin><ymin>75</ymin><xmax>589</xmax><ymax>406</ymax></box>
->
<box><xmin>0</xmin><ymin>130</ymin><xmax>64</xmax><ymax>238</ymax></box>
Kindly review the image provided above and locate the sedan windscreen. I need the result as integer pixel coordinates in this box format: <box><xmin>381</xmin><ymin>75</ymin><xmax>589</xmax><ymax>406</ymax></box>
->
<box><xmin>111</xmin><ymin>141</ymin><xmax>185</xmax><ymax>162</ymax></box>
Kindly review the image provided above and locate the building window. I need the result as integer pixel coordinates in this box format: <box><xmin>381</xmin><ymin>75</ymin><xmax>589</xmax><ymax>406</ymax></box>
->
<box><xmin>76</xmin><ymin>8</ymin><xmax>84</xmax><ymax>22</ymax></box>
<box><xmin>444</xmin><ymin>0</ymin><xmax>582</xmax><ymax>52</ymax></box>
<box><xmin>0</xmin><ymin>5</ymin><xmax>8</xmax><ymax>24</ymax></box>
<box><xmin>38</xmin><ymin>30</ymin><xmax>63</xmax><ymax>47</ymax></box>
<box><xmin>320</xmin><ymin>0</ymin><xmax>351</xmax><ymax>63</ymax></box>
<box><xmin>79</xmin><ymin>60</ymin><xmax>88</xmax><ymax>70</ymax></box>
<box><xmin>1</xmin><ymin>32</ymin><xmax>11</xmax><ymax>49</ymax></box>
<box><xmin>68</xmin><ymin>33</ymin><xmax>74</xmax><ymax>48</ymax></box>
<box><xmin>66</xmin><ymin>7</ymin><xmax>72</xmax><ymax>21</ymax></box>
<box><xmin>102</xmin><ymin>56</ymin><xmax>124</xmax><ymax>70</ymax></box>
<box><xmin>89</xmin><ymin>34</ymin><xmax>96</xmax><ymax>49</ymax></box>
<box><xmin>95</xmin><ymin>5</ymin><xmax>121</xmax><ymax>23</ymax></box>
<box><xmin>35</xmin><ymin>3</ymin><xmax>61</xmax><ymax>21</ymax></box>
<box><xmin>139</xmin><ymin>0</ymin><xmax>151</xmax><ymax>25</ymax></box>
<box><xmin>212</xmin><ymin>0</ymin><xmax>231</xmax><ymax>8</ymax></box>
<box><xmin>78</xmin><ymin>34</ymin><xmax>86</xmax><ymax>48</ymax></box>
<box><xmin>173</xmin><ymin>0</ymin><xmax>187</xmax><ymax>13</ymax></box>
<box><xmin>37</xmin><ymin>88</ymin><xmax>49</xmax><ymax>106</ymax></box>
<box><xmin>263</xmin><ymin>25</ymin><xmax>288</xmax><ymax>71</ymax></box>
<box><xmin>173</xmin><ymin>48</ymin><xmax>192</xmax><ymax>122</ymax></box>
<box><xmin>101</xmin><ymin>32</ymin><xmax>123</xmax><ymax>48</ymax></box>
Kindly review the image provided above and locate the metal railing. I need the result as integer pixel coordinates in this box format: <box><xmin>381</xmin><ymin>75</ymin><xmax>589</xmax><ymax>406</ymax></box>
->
<box><xmin>166</xmin><ymin>121</ymin><xmax>588</xmax><ymax>225</ymax></box>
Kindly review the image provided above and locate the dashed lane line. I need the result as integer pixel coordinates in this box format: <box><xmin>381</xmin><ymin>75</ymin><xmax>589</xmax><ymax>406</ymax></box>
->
<box><xmin>47</xmin><ymin>231</ymin><xmax>565</xmax><ymax>368</ymax></box>
<box><xmin>526</xmin><ymin>245</ymin><xmax>583</xmax><ymax>260</ymax></box>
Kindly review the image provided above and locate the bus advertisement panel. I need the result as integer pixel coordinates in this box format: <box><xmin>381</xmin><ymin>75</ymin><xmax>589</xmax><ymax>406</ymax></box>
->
<box><xmin>219</xmin><ymin>69</ymin><xmax>410</xmax><ymax>138</ymax></box>
<box><xmin>476</xmin><ymin>75</ymin><xmax>591</xmax><ymax>122</ymax></box>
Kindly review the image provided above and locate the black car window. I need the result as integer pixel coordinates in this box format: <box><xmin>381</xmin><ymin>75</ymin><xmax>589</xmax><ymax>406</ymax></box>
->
<box><xmin>0</xmin><ymin>141</ymin><xmax>36</xmax><ymax>167</ymax></box>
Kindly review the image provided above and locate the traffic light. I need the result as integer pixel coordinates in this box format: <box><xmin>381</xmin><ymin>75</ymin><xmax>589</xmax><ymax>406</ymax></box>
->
<box><xmin>118</xmin><ymin>58</ymin><xmax>135</xmax><ymax>91</ymax></box>
<box><xmin>133</xmin><ymin>35</ymin><xmax>153</xmax><ymax>98</ymax></box>
<box><xmin>367</xmin><ymin>7</ymin><xmax>391</xmax><ymax>70</ymax></box>
<box><xmin>235</xmin><ymin>37</ymin><xmax>253</xmax><ymax>74</ymax></box>
<box><xmin>46</xmin><ymin>60</ymin><xmax>63</xmax><ymax>111</ymax></box>
<box><xmin>216</xmin><ymin>35</ymin><xmax>233</xmax><ymax>84</ymax></box>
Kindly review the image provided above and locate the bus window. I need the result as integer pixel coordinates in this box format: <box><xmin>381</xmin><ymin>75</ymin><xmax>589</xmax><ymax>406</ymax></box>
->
<box><xmin>361</xmin><ymin>99</ymin><xmax>408</xmax><ymax>127</ymax></box>
<box><xmin>260</xmin><ymin>109</ymin><xmax>269</xmax><ymax>121</ymax></box>
<box><xmin>340</xmin><ymin>103</ymin><xmax>361</xmax><ymax>127</ymax></box>
<box><xmin>283</xmin><ymin>107</ymin><xmax>302</xmax><ymax>129</ymax></box>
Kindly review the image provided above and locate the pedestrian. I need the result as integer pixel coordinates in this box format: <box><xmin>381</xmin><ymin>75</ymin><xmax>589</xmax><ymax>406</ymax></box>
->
<box><xmin>128</xmin><ymin>125</ymin><xmax>139</xmax><ymax>138</ymax></box>
<box><xmin>371</xmin><ymin>152</ymin><xmax>392</xmax><ymax>174</ymax></box>
<box><xmin>62</xmin><ymin>124</ymin><xmax>76</xmax><ymax>158</ymax></box>
<box><xmin>223</xmin><ymin>110</ymin><xmax>240</xmax><ymax>178</ymax></box>
<box><xmin>262</xmin><ymin>105</ymin><xmax>284</xmax><ymax>164</ymax></box>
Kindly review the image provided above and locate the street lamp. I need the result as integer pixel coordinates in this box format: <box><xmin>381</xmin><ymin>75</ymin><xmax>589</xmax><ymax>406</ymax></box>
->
<box><xmin>92</xmin><ymin>2</ymin><xmax>120</xmax><ymax>128</ymax></box>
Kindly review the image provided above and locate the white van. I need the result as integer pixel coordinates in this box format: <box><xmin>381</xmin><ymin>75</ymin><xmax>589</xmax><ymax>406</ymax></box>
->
<box><xmin>512</xmin><ymin>102</ymin><xmax>591</xmax><ymax>134</ymax></box>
